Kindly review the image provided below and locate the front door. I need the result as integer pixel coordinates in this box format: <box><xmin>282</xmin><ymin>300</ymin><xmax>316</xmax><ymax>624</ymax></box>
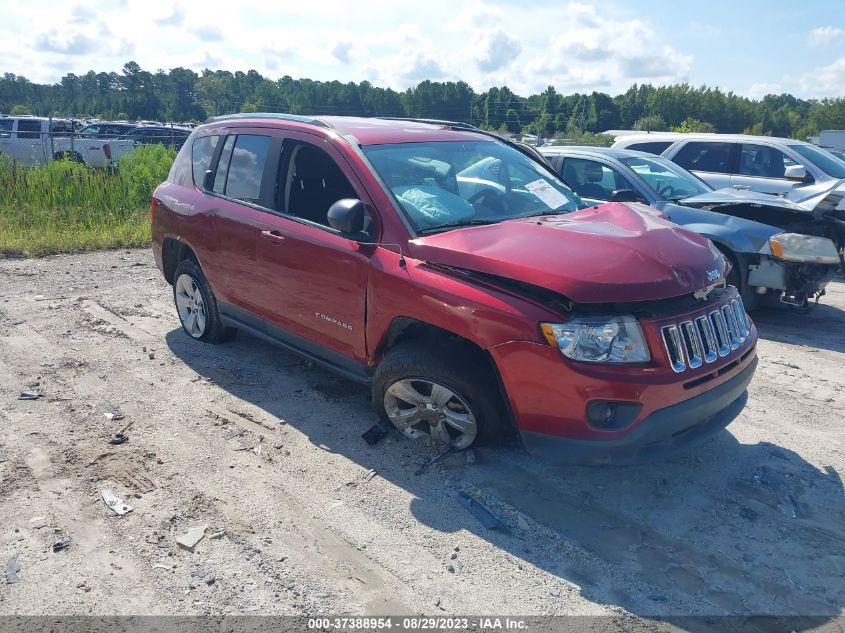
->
<box><xmin>730</xmin><ymin>143</ymin><xmax>802</xmax><ymax>195</ymax></box>
<box><xmin>250</xmin><ymin>134</ymin><xmax>372</xmax><ymax>366</ymax></box>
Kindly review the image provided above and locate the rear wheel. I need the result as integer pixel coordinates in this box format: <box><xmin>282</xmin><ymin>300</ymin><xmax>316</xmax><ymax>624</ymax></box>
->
<box><xmin>172</xmin><ymin>259</ymin><xmax>235</xmax><ymax>343</ymax></box>
<box><xmin>372</xmin><ymin>342</ymin><xmax>510</xmax><ymax>448</ymax></box>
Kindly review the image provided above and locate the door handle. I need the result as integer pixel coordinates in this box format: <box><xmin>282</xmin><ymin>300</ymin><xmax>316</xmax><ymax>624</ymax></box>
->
<box><xmin>733</xmin><ymin>185</ymin><xmax>751</xmax><ymax>190</ymax></box>
<box><xmin>260</xmin><ymin>229</ymin><xmax>286</xmax><ymax>244</ymax></box>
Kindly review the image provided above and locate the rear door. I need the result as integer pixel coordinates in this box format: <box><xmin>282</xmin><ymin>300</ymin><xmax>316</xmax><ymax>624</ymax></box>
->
<box><xmin>11</xmin><ymin>119</ymin><xmax>44</xmax><ymax>166</ymax></box>
<box><xmin>666</xmin><ymin>140</ymin><xmax>735</xmax><ymax>190</ymax></box>
<box><xmin>730</xmin><ymin>143</ymin><xmax>802</xmax><ymax>195</ymax></box>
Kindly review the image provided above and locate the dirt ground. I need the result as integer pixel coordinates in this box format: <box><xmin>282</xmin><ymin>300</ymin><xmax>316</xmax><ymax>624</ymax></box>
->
<box><xmin>0</xmin><ymin>249</ymin><xmax>843</xmax><ymax>627</ymax></box>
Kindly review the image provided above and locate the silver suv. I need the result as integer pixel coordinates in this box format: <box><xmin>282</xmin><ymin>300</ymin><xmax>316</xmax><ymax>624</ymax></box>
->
<box><xmin>612</xmin><ymin>133</ymin><xmax>845</xmax><ymax>196</ymax></box>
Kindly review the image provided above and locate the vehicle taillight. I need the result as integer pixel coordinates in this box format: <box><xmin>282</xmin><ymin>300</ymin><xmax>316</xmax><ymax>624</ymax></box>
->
<box><xmin>103</xmin><ymin>143</ymin><xmax>112</xmax><ymax>160</ymax></box>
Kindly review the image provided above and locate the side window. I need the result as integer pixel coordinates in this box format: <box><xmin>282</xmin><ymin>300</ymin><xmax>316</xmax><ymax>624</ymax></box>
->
<box><xmin>192</xmin><ymin>135</ymin><xmax>219</xmax><ymax>187</ymax></box>
<box><xmin>213</xmin><ymin>136</ymin><xmax>236</xmax><ymax>194</ymax></box>
<box><xmin>561</xmin><ymin>157</ymin><xmax>634</xmax><ymax>201</ymax></box>
<box><xmin>16</xmin><ymin>119</ymin><xmax>42</xmax><ymax>140</ymax></box>
<box><xmin>627</xmin><ymin>141</ymin><xmax>672</xmax><ymax>155</ymax></box>
<box><xmin>738</xmin><ymin>144</ymin><xmax>796</xmax><ymax>179</ymax></box>
<box><xmin>0</xmin><ymin>119</ymin><xmax>12</xmax><ymax>138</ymax></box>
<box><xmin>49</xmin><ymin>120</ymin><xmax>74</xmax><ymax>137</ymax></box>
<box><xmin>283</xmin><ymin>143</ymin><xmax>357</xmax><ymax>226</ymax></box>
<box><xmin>223</xmin><ymin>135</ymin><xmax>272</xmax><ymax>204</ymax></box>
<box><xmin>672</xmin><ymin>142</ymin><xmax>733</xmax><ymax>174</ymax></box>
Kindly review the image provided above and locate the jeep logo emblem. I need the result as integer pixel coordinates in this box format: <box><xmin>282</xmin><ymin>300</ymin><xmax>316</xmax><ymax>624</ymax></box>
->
<box><xmin>705</xmin><ymin>269</ymin><xmax>721</xmax><ymax>282</ymax></box>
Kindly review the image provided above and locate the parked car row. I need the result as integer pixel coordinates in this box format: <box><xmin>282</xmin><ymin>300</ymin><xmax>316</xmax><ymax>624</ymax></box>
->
<box><xmin>152</xmin><ymin>114</ymin><xmax>760</xmax><ymax>463</ymax></box>
<box><xmin>538</xmin><ymin>145</ymin><xmax>844</xmax><ymax>313</ymax></box>
<box><xmin>0</xmin><ymin>115</ymin><xmax>192</xmax><ymax>168</ymax></box>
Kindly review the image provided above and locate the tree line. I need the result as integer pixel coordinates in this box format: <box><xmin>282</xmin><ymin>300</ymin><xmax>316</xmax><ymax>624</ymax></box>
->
<box><xmin>2</xmin><ymin>61</ymin><xmax>844</xmax><ymax>140</ymax></box>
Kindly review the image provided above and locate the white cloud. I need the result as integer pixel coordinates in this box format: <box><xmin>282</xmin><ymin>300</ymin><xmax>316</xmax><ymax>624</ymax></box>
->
<box><xmin>522</xmin><ymin>4</ymin><xmax>691</xmax><ymax>93</ymax></box>
<box><xmin>808</xmin><ymin>26</ymin><xmax>845</xmax><ymax>47</ymax></box>
<box><xmin>799</xmin><ymin>57</ymin><xmax>845</xmax><ymax>97</ymax></box>
<box><xmin>155</xmin><ymin>5</ymin><xmax>184</xmax><ymax>26</ymax></box>
<box><xmin>472</xmin><ymin>29</ymin><xmax>522</xmax><ymax>72</ymax></box>
<box><xmin>331</xmin><ymin>41</ymin><xmax>354</xmax><ymax>64</ymax></box>
<box><xmin>746</xmin><ymin>82</ymin><xmax>782</xmax><ymax>99</ymax></box>
<box><xmin>193</xmin><ymin>25</ymin><xmax>223</xmax><ymax>42</ymax></box>
<box><xmin>0</xmin><ymin>0</ymin><xmax>702</xmax><ymax>97</ymax></box>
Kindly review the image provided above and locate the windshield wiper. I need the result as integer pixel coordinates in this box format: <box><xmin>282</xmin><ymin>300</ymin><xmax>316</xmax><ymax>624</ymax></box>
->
<box><xmin>417</xmin><ymin>218</ymin><xmax>502</xmax><ymax>234</ymax></box>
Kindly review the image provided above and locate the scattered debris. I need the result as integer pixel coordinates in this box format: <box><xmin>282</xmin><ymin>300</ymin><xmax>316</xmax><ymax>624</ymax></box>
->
<box><xmin>224</xmin><ymin>428</ymin><xmax>245</xmax><ymax>440</ymax></box>
<box><xmin>205</xmin><ymin>575</ymin><xmax>216</xmax><ymax>586</ymax></box>
<box><xmin>415</xmin><ymin>446</ymin><xmax>451</xmax><ymax>476</ymax></box>
<box><xmin>153</xmin><ymin>564</ymin><xmax>170</xmax><ymax>571</ymax></box>
<box><xmin>52</xmin><ymin>539</ymin><xmax>71</xmax><ymax>553</ymax></box>
<box><xmin>5</xmin><ymin>554</ymin><xmax>21</xmax><ymax>584</ymax></box>
<box><xmin>458</xmin><ymin>491</ymin><xmax>511</xmax><ymax>534</ymax></box>
<box><xmin>101</xmin><ymin>489</ymin><xmax>133</xmax><ymax>515</ymax></box>
<box><xmin>109</xmin><ymin>433</ymin><xmax>129</xmax><ymax>445</ymax></box>
<box><xmin>18</xmin><ymin>391</ymin><xmax>42</xmax><ymax>400</ymax></box>
<box><xmin>209</xmin><ymin>529</ymin><xmax>226</xmax><ymax>540</ymax></box>
<box><xmin>104</xmin><ymin>411</ymin><xmax>125</xmax><ymax>421</ymax></box>
<box><xmin>28</xmin><ymin>516</ymin><xmax>48</xmax><ymax>530</ymax></box>
<box><xmin>364</xmin><ymin>469</ymin><xmax>378</xmax><ymax>482</ymax></box>
<box><xmin>361</xmin><ymin>421</ymin><xmax>392</xmax><ymax>446</ymax></box>
<box><xmin>176</xmin><ymin>526</ymin><xmax>207</xmax><ymax>551</ymax></box>
<box><xmin>157</xmin><ymin>539</ymin><xmax>174</xmax><ymax>549</ymax></box>
<box><xmin>446</xmin><ymin>561</ymin><xmax>464</xmax><ymax>574</ymax></box>
<box><xmin>464</xmin><ymin>448</ymin><xmax>477</xmax><ymax>465</ymax></box>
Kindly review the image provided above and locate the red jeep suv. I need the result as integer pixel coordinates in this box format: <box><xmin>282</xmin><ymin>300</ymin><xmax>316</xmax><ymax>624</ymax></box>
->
<box><xmin>151</xmin><ymin>114</ymin><xmax>758</xmax><ymax>463</ymax></box>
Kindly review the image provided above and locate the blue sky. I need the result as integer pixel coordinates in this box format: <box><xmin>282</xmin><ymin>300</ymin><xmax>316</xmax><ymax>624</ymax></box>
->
<box><xmin>1</xmin><ymin>0</ymin><xmax>843</xmax><ymax>98</ymax></box>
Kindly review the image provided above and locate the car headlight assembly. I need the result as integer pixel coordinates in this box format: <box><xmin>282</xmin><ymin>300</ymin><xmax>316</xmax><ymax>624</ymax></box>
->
<box><xmin>541</xmin><ymin>316</ymin><xmax>650</xmax><ymax>363</ymax></box>
<box><xmin>769</xmin><ymin>233</ymin><xmax>840</xmax><ymax>264</ymax></box>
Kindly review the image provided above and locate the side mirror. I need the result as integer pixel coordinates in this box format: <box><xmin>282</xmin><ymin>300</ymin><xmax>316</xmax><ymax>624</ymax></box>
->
<box><xmin>328</xmin><ymin>198</ymin><xmax>370</xmax><ymax>241</ymax></box>
<box><xmin>202</xmin><ymin>169</ymin><xmax>214</xmax><ymax>191</ymax></box>
<box><xmin>611</xmin><ymin>188</ymin><xmax>647</xmax><ymax>203</ymax></box>
<box><xmin>784</xmin><ymin>164</ymin><xmax>810</xmax><ymax>182</ymax></box>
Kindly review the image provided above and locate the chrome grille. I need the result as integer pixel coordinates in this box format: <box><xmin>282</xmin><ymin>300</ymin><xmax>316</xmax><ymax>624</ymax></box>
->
<box><xmin>662</xmin><ymin>296</ymin><xmax>750</xmax><ymax>373</ymax></box>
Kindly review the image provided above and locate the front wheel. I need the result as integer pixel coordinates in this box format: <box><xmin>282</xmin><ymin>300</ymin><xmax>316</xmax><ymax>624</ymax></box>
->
<box><xmin>372</xmin><ymin>342</ymin><xmax>509</xmax><ymax>449</ymax></box>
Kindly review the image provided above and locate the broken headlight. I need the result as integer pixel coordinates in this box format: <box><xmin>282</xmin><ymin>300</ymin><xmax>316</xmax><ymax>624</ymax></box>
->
<box><xmin>769</xmin><ymin>233</ymin><xmax>840</xmax><ymax>264</ymax></box>
<box><xmin>541</xmin><ymin>316</ymin><xmax>650</xmax><ymax>363</ymax></box>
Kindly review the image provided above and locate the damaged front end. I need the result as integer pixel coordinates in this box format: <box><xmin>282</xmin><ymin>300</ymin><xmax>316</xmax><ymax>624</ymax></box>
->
<box><xmin>682</xmin><ymin>181</ymin><xmax>845</xmax><ymax>310</ymax></box>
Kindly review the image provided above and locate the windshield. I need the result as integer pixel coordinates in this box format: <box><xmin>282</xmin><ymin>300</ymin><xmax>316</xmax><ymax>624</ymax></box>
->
<box><xmin>621</xmin><ymin>156</ymin><xmax>711</xmax><ymax>201</ymax></box>
<box><xmin>363</xmin><ymin>140</ymin><xmax>586</xmax><ymax>233</ymax></box>
<box><xmin>788</xmin><ymin>144</ymin><xmax>845</xmax><ymax>178</ymax></box>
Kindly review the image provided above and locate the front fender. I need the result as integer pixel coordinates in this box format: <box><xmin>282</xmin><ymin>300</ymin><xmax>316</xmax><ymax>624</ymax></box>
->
<box><xmin>656</xmin><ymin>202</ymin><xmax>777</xmax><ymax>255</ymax></box>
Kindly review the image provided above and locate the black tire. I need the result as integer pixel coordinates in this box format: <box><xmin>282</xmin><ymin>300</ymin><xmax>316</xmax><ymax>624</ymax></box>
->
<box><xmin>172</xmin><ymin>259</ymin><xmax>236</xmax><ymax>343</ymax></box>
<box><xmin>719</xmin><ymin>246</ymin><xmax>758</xmax><ymax>311</ymax></box>
<box><xmin>372</xmin><ymin>341</ymin><xmax>511</xmax><ymax>447</ymax></box>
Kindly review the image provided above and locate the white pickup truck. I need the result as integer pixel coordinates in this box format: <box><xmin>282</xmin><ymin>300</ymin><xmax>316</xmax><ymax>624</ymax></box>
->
<box><xmin>0</xmin><ymin>116</ymin><xmax>136</xmax><ymax>168</ymax></box>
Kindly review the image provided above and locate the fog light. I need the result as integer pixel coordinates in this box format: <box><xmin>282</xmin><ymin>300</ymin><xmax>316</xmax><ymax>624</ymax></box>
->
<box><xmin>586</xmin><ymin>401</ymin><xmax>642</xmax><ymax>430</ymax></box>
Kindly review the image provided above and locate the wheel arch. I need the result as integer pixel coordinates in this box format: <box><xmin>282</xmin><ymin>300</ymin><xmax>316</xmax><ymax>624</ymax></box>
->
<box><xmin>161</xmin><ymin>237</ymin><xmax>199</xmax><ymax>285</ymax></box>
<box><xmin>372</xmin><ymin>316</ymin><xmax>518</xmax><ymax>439</ymax></box>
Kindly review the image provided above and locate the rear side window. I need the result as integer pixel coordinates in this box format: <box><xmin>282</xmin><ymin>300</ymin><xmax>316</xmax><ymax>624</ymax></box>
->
<box><xmin>627</xmin><ymin>141</ymin><xmax>672</xmax><ymax>155</ymax></box>
<box><xmin>561</xmin><ymin>157</ymin><xmax>634</xmax><ymax>201</ymax></box>
<box><xmin>192</xmin><ymin>135</ymin><xmax>220</xmax><ymax>187</ymax></box>
<box><xmin>223</xmin><ymin>135</ymin><xmax>272</xmax><ymax>203</ymax></box>
<box><xmin>672</xmin><ymin>141</ymin><xmax>733</xmax><ymax>174</ymax></box>
<box><xmin>0</xmin><ymin>119</ymin><xmax>11</xmax><ymax>138</ymax></box>
<box><xmin>16</xmin><ymin>119</ymin><xmax>41</xmax><ymax>139</ymax></box>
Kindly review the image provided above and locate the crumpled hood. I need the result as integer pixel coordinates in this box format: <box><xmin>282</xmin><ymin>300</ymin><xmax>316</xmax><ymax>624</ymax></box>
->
<box><xmin>682</xmin><ymin>180</ymin><xmax>845</xmax><ymax>220</ymax></box>
<box><xmin>408</xmin><ymin>202</ymin><xmax>727</xmax><ymax>303</ymax></box>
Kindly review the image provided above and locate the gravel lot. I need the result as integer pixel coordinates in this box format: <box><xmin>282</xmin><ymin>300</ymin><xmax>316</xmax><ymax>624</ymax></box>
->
<box><xmin>0</xmin><ymin>249</ymin><xmax>843</xmax><ymax>627</ymax></box>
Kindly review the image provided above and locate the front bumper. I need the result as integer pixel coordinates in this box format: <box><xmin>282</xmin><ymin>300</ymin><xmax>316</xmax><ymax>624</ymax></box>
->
<box><xmin>520</xmin><ymin>355</ymin><xmax>757</xmax><ymax>464</ymax></box>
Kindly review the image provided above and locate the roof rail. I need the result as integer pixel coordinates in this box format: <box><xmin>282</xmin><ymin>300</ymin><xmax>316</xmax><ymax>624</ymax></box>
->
<box><xmin>204</xmin><ymin>112</ymin><xmax>333</xmax><ymax>128</ymax></box>
<box><xmin>376</xmin><ymin>117</ymin><xmax>479</xmax><ymax>131</ymax></box>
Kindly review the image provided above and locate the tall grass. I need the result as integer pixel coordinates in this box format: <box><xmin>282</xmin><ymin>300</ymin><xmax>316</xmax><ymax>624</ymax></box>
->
<box><xmin>0</xmin><ymin>144</ymin><xmax>176</xmax><ymax>257</ymax></box>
